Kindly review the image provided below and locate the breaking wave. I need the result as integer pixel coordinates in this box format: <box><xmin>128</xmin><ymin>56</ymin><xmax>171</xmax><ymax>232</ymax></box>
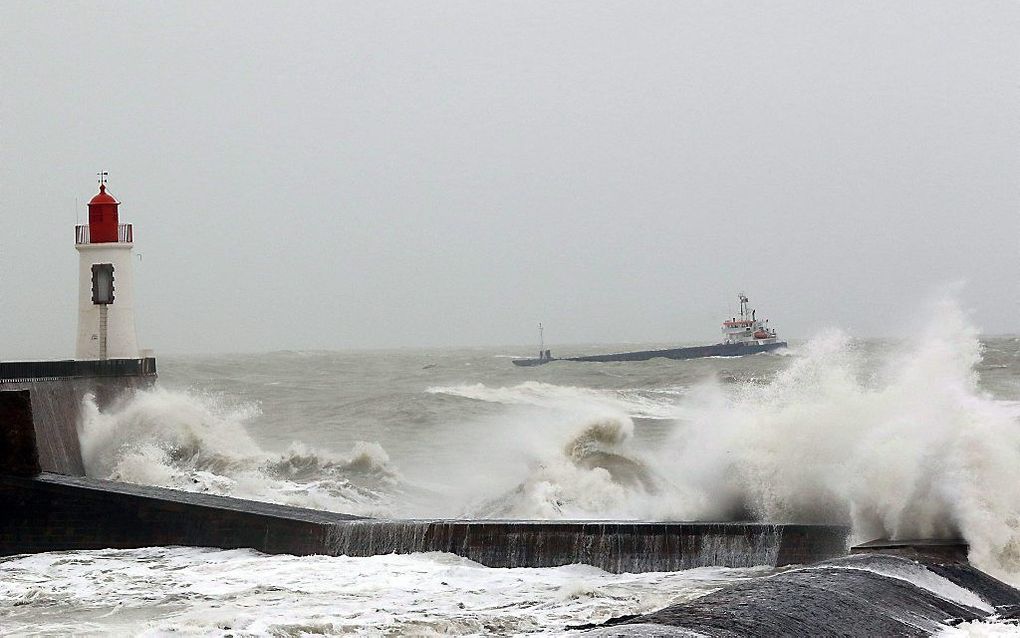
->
<box><xmin>79</xmin><ymin>388</ymin><xmax>403</xmax><ymax>517</ymax></box>
<box><xmin>427</xmin><ymin>381</ymin><xmax>684</xmax><ymax>419</ymax></box>
<box><xmin>466</xmin><ymin>413</ymin><xmax>664</xmax><ymax>519</ymax></box>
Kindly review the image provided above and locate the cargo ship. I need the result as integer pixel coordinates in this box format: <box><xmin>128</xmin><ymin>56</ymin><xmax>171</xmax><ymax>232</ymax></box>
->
<box><xmin>512</xmin><ymin>294</ymin><xmax>786</xmax><ymax>366</ymax></box>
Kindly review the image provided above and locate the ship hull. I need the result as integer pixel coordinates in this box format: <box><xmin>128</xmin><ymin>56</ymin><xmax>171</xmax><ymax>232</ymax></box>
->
<box><xmin>512</xmin><ymin>341</ymin><xmax>787</xmax><ymax>366</ymax></box>
<box><xmin>510</xmin><ymin>357</ymin><xmax>550</xmax><ymax>367</ymax></box>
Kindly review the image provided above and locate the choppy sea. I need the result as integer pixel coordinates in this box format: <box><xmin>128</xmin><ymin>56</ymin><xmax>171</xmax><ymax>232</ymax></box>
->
<box><xmin>3</xmin><ymin>302</ymin><xmax>1020</xmax><ymax>635</ymax></box>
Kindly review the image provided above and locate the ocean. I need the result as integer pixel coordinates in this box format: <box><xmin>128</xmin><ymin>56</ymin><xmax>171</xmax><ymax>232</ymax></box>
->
<box><xmin>3</xmin><ymin>303</ymin><xmax>1020</xmax><ymax>635</ymax></box>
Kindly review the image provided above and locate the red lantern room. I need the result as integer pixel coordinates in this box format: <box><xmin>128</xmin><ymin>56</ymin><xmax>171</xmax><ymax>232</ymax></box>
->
<box><xmin>87</xmin><ymin>183</ymin><xmax>120</xmax><ymax>243</ymax></box>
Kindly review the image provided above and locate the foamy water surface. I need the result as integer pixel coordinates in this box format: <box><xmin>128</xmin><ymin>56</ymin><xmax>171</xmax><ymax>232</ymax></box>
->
<box><xmin>0</xmin><ymin>548</ymin><xmax>767</xmax><ymax>635</ymax></box>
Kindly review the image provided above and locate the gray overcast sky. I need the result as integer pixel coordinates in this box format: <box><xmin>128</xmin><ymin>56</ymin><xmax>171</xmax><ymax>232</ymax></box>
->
<box><xmin>2</xmin><ymin>1</ymin><xmax>1018</xmax><ymax>357</ymax></box>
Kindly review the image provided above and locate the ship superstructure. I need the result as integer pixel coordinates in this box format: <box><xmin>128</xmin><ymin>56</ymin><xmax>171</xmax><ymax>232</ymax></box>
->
<box><xmin>721</xmin><ymin>293</ymin><xmax>780</xmax><ymax>346</ymax></box>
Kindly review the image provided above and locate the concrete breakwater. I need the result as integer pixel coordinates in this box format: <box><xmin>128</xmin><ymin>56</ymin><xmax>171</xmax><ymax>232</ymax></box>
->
<box><xmin>0</xmin><ymin>473</ymin><xmax>363</xmax><ymax>557</ymax></box>
<box><xmin>0</xmin><ymin>473</ymin><xmax>848</xmax><ymax>572</ymax></box>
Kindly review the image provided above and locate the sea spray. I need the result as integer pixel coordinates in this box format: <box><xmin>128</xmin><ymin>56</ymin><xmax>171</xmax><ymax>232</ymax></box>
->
<box><xmin>79</xmin><ymin>386</ymin><xmax>263</xmax><ymax>481</ymax></box>
<box><xmin>78</xmin><ymin>387</ymin><xmax>404</xmax><ymax>517</ymax></box>
<box><xmin>461</xmin><ymin>409</ymin><xmax>670</xmax><ymax>519</ymax></box>
<box><xmin>436</xmin><ymin>300</ymin><xmax>1020</xmax><ymax>580</ymax></box>
<box><xmin>647</xmin><ymin>299</ymin><xmax>1020</xmax><ymax>581</ymax></box>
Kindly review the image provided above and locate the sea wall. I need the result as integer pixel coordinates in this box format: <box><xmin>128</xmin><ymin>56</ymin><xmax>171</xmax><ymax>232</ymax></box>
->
<box><xmin>0</xmin><ymin>473</ymin><xmax>849</xmax><ymax>571</ymax></box>
<box><xmin>0</xmin><ymin>473</ymin><xmax>363</xmax><ymax>557</ymax></box>
<box><xmin>0</xmin><ymin>358</ymin><xmax>156</xmax><ymax>475</ymax></box>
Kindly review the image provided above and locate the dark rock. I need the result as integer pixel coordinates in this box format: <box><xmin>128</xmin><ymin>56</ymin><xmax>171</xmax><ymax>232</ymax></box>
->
<box><xmin>586</xmin><ymin>554</ymin><xmax>1020</xmax><ymax>637</ymax></box>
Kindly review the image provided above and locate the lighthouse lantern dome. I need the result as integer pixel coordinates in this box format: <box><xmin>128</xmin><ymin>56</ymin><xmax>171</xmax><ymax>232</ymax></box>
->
<box><xmin>87</xmin><ymin>183</ymin><xmax>120</xmax><ymax>243</ymax></box>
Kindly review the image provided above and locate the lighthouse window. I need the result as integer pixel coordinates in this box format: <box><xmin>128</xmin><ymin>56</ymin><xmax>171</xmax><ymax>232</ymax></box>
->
<box><xmin>91</xmin><ymin>263</ymin><xmax>115</xmax><ymax>305</ymax></box>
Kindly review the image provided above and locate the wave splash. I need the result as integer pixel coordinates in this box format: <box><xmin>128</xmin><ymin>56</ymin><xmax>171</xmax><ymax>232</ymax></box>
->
<box><xmin>79</xmin><ymin>388</ymin><xmax>402</xmax><ymax>517</ymax></box>
<box><xmin>467</xmin><ymin>414</ymin><xmax>663</xmax><ymax>519</ymax></box>
<box><xmin>443</xmin><ymin>299</ymin><xmax>1020</xmax><ymax>581</ymax></box>
<box><xmin>649</xmin><ymin>300</ymin><xmax>1020</xmax><ymax>582</ymax></box>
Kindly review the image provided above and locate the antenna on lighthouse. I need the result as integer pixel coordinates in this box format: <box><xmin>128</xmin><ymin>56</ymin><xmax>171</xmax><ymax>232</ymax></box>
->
<box><xmin>97</xmin><ymin>171</ymin><xmax>109</xmax><ymax>186</ymax></box>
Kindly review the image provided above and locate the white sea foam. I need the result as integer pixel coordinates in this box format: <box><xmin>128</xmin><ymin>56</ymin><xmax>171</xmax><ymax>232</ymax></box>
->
<box><xmin>938</xmin><ymin>621</ymin><xmax>1020</xmax><ymax>637</ymax></box>
<box><xmin>0</xmin><ymin>548</ymin><xmax>765</xmax><ymax>636</ymax></box>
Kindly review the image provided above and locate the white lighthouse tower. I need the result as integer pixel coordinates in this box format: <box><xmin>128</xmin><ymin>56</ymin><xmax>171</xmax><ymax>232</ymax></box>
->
<box><xmin>74</xmin><ymin>174</ymin><xmax>140</xmax><ymax>360</ymax></box>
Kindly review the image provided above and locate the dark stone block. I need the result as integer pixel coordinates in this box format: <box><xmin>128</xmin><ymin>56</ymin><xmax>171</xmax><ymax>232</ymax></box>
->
<box><xmin>0</xmin><ymin>391</ymin><xmax>40</xmax><ymax>477</ymax></box>
<box><xmin>850</xmin><ymin>537</ymin><xmax>970</xmax><ymax>562</ymax></box>
<box><xmin>594</xmin><ymin>554</ymin><xmax>1020</xmax><ymax>637</ymax></box>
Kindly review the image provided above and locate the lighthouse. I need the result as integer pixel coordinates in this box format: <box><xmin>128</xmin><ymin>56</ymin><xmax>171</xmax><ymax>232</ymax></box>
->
<box><xmin>74</xmin><ymin>174</ymin><xmax>140</xmax><ymax>360</ymax></box>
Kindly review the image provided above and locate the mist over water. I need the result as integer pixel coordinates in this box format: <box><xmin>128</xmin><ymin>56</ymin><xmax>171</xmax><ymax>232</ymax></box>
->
<box><xmin>78</xmin><ymin>301</ymin><xmax>1020</xmax><ymax>581</ymax></box>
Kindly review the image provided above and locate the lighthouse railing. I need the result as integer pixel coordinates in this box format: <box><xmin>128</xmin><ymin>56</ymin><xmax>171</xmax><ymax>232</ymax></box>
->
<box><xmin>75</xmin><ymin>224</ymin><xmax>133</xmax><ymax>245</ymax></box>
